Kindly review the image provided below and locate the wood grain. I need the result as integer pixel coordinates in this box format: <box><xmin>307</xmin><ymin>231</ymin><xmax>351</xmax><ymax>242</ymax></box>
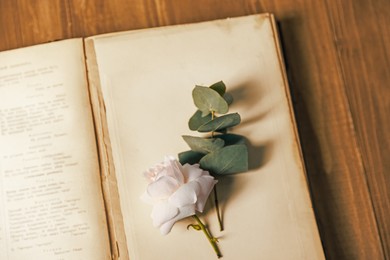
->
<box><xmin>0</xmin><ymin>0</ymin><xmax>388</xmax><ymax>259</ymax></box>
<box><xmin>326</xmin><ymin>1</ymin><xmax>390</xmax><ymax>258</ymax></box>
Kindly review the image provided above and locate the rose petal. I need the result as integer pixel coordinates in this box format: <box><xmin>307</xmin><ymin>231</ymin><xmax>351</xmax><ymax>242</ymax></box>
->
<box><xmin>158</xmin><ymin>204</ymin><xmax>196</xmax><ymax>235</ymax></box>
<box><xmin>140</xmin><ymin>191</ymin><xmax>153</xmax><ymax>204</ymax></box>
<box><xmin>141</xmin><ymin>157</ymin><xmax>218</xmax><ymax>235</ymax></box>
<box><xmin>169</xmin><ymin>158</ymin><xmax>185</xmax><ymax>184</ymax></box>
<box><xmin>164</xmin><ymin>155</ymin><xmax>176</xmax><ymax>162</ymax></box>
<box><xmin>194</xmin><ymin>176</ymin><xmax>217</xmax><ymax>212</ymax></box>
<box><xmin>151</xmin><ymin>202</ymin><xmax>179</xmax><ymax>228</ymax></box>
<box><xmin>161</xmin><ymin>157</ymin><xmax>184</xmax><ymax>184</ymax></box>
<box><xmin>154</xmin><ymin>168</ymin><xmax>169</xmax><ymax>181</ymax></box>
<box><xmin>168</xmin><ymin>181</ymin><xmax>200</xmax><ymax>208</ymax></box>
<box><xmin>181</xmin><ymin>164</ymin><xmax>205</xmax><ymax>182</ymax></box>
<box><xmin>147</xmin><ymin>176</ymin><xmax>179</xmax><ymax>199</ymax></box>
<box><xmin>144</xmin><ymin>162</ymin><xmax>167</xmax><ymax>181</ymax></box>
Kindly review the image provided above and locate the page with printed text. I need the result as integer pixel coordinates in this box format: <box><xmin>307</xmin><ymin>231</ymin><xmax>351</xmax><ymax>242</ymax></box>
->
<box><xmin>0</xmin><ymin>39</ymin><xmax>111</xmax><ymax>259</ymax></box>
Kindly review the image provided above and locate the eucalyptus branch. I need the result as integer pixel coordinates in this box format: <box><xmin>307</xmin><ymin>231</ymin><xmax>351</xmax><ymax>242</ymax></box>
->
<box><xmin>179</xmin><ymin>81</ymin><xmax>249</xmax><ymax>257</ymax></box>
<box><xmin>213</xmin><ymin>185</ymin><xmax>224</xmax><ymax>231</ymax></box>
<box><xmin>211</xmin><ymin>110</ymin><xmax>215</xmax><ymax>137</ymax></box>
<box><xmin>209</xmin><ymin>110</ymin><xmax>223</xmax><ymax>231</ymax></box>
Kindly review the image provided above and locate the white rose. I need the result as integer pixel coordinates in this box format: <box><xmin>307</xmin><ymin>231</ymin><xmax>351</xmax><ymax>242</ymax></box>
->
<box><xmin>141</xmin><ymin>156</ymin><xmax>217</xmax><ymax>235</ymax></box>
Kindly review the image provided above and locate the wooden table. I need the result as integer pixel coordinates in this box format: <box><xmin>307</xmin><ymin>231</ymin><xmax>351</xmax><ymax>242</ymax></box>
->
<box><xmin>1</xmin><ymin>1</ymin><xmax>389</xmax><ymax>259</ymax></box>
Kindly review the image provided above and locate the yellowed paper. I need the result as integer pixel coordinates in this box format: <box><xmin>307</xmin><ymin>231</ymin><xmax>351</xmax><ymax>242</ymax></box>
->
<box><xmin>0</xmin><ymin>39</ymin><xmax>111</xmax><ymax>259</ymax></box>
<box><xmin>85</xmin><ymin>39</ymin><xmax>130</xmax><ymax>260</ymax></box>
<box><xmin>89</xmin><ymin>14</ymin><xmax>324</xmax><ymax>260</ymax></box>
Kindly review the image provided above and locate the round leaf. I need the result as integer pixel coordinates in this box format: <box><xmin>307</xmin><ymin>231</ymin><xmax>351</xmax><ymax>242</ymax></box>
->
<box><xmin>197</xmin><ymin>113</ymin><xmax>241</xmax><ymax>132</ymax></box>
<box><xmin>223</xmin><ymin>92</ymin><xmax>233</xmax><ymax>105</ymax></box>
<box><xmin>179</xmin><ymin>150</ymin><xmax>205</xmax><ymax>165</ymax></box>
<box><xmin>182</xmin><ymin>135</ymin><xmax>225</xmax><ymax>154</ymax></box>
<box><xmin>192</xmin><ymin>86</ymin><xmax>228</xmax><ymax>116</ymax></box>
<box><xmin>199</xmin><ymin>145</ymin><xmax>248</xmax><ymax>175</ymax></box>
<box><xmin>209</xmin><ymin>81</ymin><xmax>226</xmax><ymax>96</ymax></box>
<box><xmin>188</xmin><ymin>110</ymin><xmax>212</xmax><ymax>131</ymax></box>
<box><xmin>215</xmin><ymin>134</ymin><xmax>246</xmax><ymax>146</ymax></box>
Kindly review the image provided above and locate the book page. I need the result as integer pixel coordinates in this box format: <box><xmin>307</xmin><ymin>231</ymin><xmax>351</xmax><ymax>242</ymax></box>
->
<box><xmin>0</xmin><ymin>39</ymin><xmax>111</xmax><ymax>259</ymax></box>
<box><xmin>88</xmin><ymin>14</ymin><xmax>324</xmax><ymax>259</ymax></box>
<box><xmin>85</xmin><ymin>41</ymin><xmax>130</xmax><ymax>260</ymax></box>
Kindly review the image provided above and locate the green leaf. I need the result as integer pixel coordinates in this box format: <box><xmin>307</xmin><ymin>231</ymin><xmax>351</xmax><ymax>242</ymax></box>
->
<box><xmin>188</xmin><ymin>110</ymin><xmax>212</xmax><ymax>131</ymax></box>
<box><xmin>209</xmin><ymin>81</ymin><xmax>233</xmax><ymax>105</ymax></box>
<box><xmin>223</xmin><ymin>92</ymin><xmax>233</xmax><ymax>105</ymax></box>
<box><xmin>200</xmin><ymin>144</ymin><xmax>248</xmax><ymax>175</ymax></box>
<box><xmin>215</xmin><ymin>134</ymin><xmax>246</xmax><ymax>146</ymax></box>
<box><xmin>192</xmin><ymin>86</ymin><xmax>228</xmax><ymax>116</ymax></box>
<box><xmin>197</xmin><ymin>113</ymin><xmax>241</xmax><ymax>132</ymax></box>
<box><xmin>182</xmin><ymin>135</ymin><xmax>225</xmax><ymax>154</ymax></box>
<box><xmin>178</xmin><ymin>150</ymin><xmax>205</xmax><ymax>165</ymax></box>
<box><xmin>209</xmin><ymin>81</ymin><xmax>226</xmax><ymax>96</ymax></box>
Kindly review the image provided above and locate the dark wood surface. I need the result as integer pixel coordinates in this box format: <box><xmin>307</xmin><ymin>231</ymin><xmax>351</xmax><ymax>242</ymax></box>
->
<box><xmin>1</xmin><ymin>1</ymin><xmax>389</xmax><ymax>259</ymax></box>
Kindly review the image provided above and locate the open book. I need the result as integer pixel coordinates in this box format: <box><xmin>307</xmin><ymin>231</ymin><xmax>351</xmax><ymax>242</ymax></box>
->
<box><xmin>0</xmin><ymin>14</ymin><xmax>324</xmax><ymax>259</ymax></box>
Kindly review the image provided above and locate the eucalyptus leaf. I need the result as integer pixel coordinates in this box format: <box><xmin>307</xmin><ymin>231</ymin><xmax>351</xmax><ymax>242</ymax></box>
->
<box><xmin>223</xmin><ymin>92</ymin><xmax>233</xmax><ymax>105</ymax></box>
<box><xmin>192</xmin><ymin>86</ymin><xmax>228</xmax><ymax>116</ymax></box>
<box><xmin>188</xmin><ymin>110</ymin><xmax>212</xmax><ymax>131</ymax></box>
<box><xmin>197</xmin><ymin>113</ymin><xmax>241</xmax><ymax>132</ymax></box>
<box><xmin>182</xmin><ymin>135</ymin><xmax>225</xmax><ymax>154</ymax></box>
<box><xmin>178</xmin><ymin>150</ymin><xmax>205</xmax><ymax>165</ymax></box>
<box><xmin>200</xmin><ymin>144</ymin><xmax>248</xmax><ymax>175</ymax></box>
<box><xmin>215</xmin><ymin>134</ymin><xmax>246</xmax><ymax>146</ymax></box>
<box><xmin>215</xmin><ymin>128</ymin><xmax>228</xmax><ymax>134</ymax></box>
<box><xmin>209</xmin><ymin>81</ymin><xmax>226</xmax><ymax>96</ymax></box>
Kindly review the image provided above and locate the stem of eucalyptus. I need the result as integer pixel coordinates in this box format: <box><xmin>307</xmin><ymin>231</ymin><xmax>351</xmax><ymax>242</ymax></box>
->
<box><xmin>211</xmin><ymin>111</ymin><xmax>215</xmax><ymax>137</ymax></box>
<box><xmin>210</xmin><ymin>110</ymin><xmax>223</xmax><ymax>231</ymax></box>
<box><xmin>192</xmin><ymin>215</ymin><xmax>222</xmax><ymax>258</ymax></box>
<box><xmin>213</xmin><ymin>186</ymin><xmax>224</xmax><ymax>231</ymax></box>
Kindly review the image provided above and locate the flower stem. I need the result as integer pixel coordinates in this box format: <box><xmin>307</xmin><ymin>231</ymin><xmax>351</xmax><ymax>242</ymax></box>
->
<box><xmin>213</xmin><ymin>186</ymin><xmax>224</xmax><ymax>231</ymax></box>
<box><xmin>192</xmin><ymin>215</ymin><xmax>222</xmax><ymax>258</ymax></box>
